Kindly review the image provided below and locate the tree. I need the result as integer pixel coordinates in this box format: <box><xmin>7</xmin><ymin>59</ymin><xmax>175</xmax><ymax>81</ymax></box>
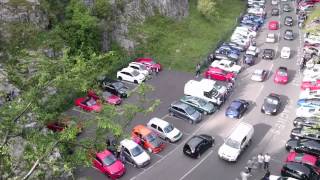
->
<box><xmin>197</xmin><ymin>0</ymin><xmax>218</xmax><ymax>20</ymax></box>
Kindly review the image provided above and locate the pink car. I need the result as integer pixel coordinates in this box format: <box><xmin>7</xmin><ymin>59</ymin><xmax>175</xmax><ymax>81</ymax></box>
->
<box><xmin>268</xmin><ymin>21</ymin><xmax>279</xmax><ymax>30</ymax></box>
<box><xmin>102</xmin><ymin>91</ymin><xmax>122</xmax><ymax>105</ymax></box>
<box><xmin>204</xmin><ymin>67</ymin><xmax>235</xmax><ymax>82</ymax></box>
<box><xmin>286</xmin><ymin>151</ymin><xmax>320</xmax><ymax>171</ymax></box>
<box><xmin>301</xmin><ymin>79</ymin><xmax>320</xmax><ymax>90</ymax></box>
<box><xmin>74</xmin><ymin>91</ymin><xmax>102</xmax><ymax>112</ymax></box>
<box><xmin>274</xmin><ymin>67</ymin><xmax>288</xmax><ymax>84</ymax></box>
<box><xmin>92</xmin><ymin>150</ymin><xmax>126</xmax><ymax>179</ymax></box>
<box><xmin>135</xmin><ymin>57</ymin><xmax>162</xmax><ymax>71</ymax></box>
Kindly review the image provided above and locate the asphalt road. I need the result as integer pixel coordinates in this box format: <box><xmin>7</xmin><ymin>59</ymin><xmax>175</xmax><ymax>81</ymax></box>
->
<box><xmin>74</xmin><ymin>1</ymin><xmax>303</xmax><ymax>180</ymax></box>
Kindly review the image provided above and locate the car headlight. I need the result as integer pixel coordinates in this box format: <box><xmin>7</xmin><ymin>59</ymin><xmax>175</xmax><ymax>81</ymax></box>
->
<box><xmin>273</xmin><ymin>109</ymin><xmax>277</xmax><ymax>112</ymax></box>
<box><xmin>262</xmin><ymin>106</ymin><xmax>265</xmax><ymax>110</ymax></box>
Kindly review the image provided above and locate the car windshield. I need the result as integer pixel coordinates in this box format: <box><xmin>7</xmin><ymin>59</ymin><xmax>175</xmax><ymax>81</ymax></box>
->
<box><xmin>197</xmin><ymin>98</ymin><xmax>208</xmax><ymax>107</ymax></box>
<box><xmin>278</xmin><ymin>70</ymin><xmax>287</xmax><ymax>76</ymax></box>
<box><xmin>266</xmin><ymin>97</ymin><xmax>279</xmax><ymax>105</ymax></box>
<box><xmin>139</xmin><ymin>64</ymin><xmax>147</xmax><ymax>70</ymax></box>
<box><xmin>102</xmin><ymin>154</ymin><xmax>117</xmax><ymax>166</ymax></box>
<box><xmin>285</xmin><ymin>31</ymin><xmax>293</xmax><ymax>35</ymax></box>
<box><xmin>254</xmin><ymin>70</ymin><xmax>263</xmax><ymax>76</ymax></box>
<box><xmin>132</xmin><ymin>70</ymin><xmax>140</xmax><ymax>76</ymax></box>
<box><xmin>131</xmin><ymin>146</ymin><xmax>143</xmax><ymax>157</ymax></box>
<box><xmin>267</xmin><ymin>34</ymin><xmax>274</xmax><ymax>38</ymax></box>
<box><xmin>186</xmin><ymin>106</ymin><xmax>196</xmax><ymax>115</ymax></box>
<box><xmin>113</xmin><ymin>82</ymin><xmax>124</xmax><ymax>89</ymax></box>
<box><xmin>145</xmin><ymin>133</ymin><xmax>157</xmax><ymax>142</ymax></box>
<box><xmin>164</xmin><ymin>124</ymin><xmax>174</xmax><ymax>133</ymax></box>
<box><xmin>225</xmin><ymin>138</ymin><xmax>240</xmax><ymax>149</ymax></box>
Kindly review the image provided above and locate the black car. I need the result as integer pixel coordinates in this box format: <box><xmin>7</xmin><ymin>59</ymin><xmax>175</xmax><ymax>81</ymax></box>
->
<box><xmin>281</xmin><ymin>162</ymin><xmax>320</xmax><ymax>180</ymax></box>
<box><xmin>286</xmin><ymin>138</ymin><xmax>320</xmax><ymax>157</ymax></box>
<box><xmin>183</xmin><ymin>134</ymin><xmax>214</xmax><ymax>158</ymax></box>
<box><xmin>283</xmin><ymin>4</ymin><xmax>291</xmax><ymax>12</ymax></box>
<box><xmin>262</xmin><ymin>49</ymin><xmax>275</xmax><ymax>60</ymax></box>
<box><xmin>222</xmin><ymin>42</ymin><xmax>245</xmax><ymax>52</ymax></box>
<box><xmin>243</xmin><ymin>54</ymin><xmax>255</xmax><ymax>65</ymax></box>
<box><xmin>271</xmin><ymin>8</ymin><xmax>280</xmax><ymax>16</ymax></box>
<box><xmin>97</xmin><ymin>77</ymin><xmax>128</xmax><ymax>98</ymax></box>
<box><xmin>225</xmin><ymin>99</ymin><xmax>249</xmax><ymax>119</ymax></box>
<box><xmin>291</xmin><ymin>126</ymin><xmax>320</xmax><ymax>141</ymax></box>
<box><xmin>293</xmin><ymin>117</ymin><xmax>320</xmax><ymax>127</ymax></box>
<box><xmin>284</xmin><ymin>16</ymin><xmax>294</xmax><ymax>26</ymax></box>
<box><xmin>261</xmin><ymin>93</ymin><xmax>281</xmax><ymax>115</ymax></box>
<box><xmin>284</xmin><ymin>30</ymin><xmax>294</xmax><ymax>40</ymax></box>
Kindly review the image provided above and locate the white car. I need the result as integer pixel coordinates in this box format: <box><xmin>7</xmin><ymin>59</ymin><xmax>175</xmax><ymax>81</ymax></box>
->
<box><xmin>147</xmin><ymin>117</ymin><xmax>183</xmax><ymax>143</ymax></box>
<box><xmin>117</xmin><ymin>67</ymin><xmax>146</xmax><ymax>84</ymax></box>
<box><xmin>128</xmin><ymin>62</ymin><xmax>150</xmax><ymax>76</ymax></box>
<box><xmin>296</xmin><ymin>106</ymin><xmax>320</xmax><ymax>117</ymax></box>
<box><xmin>266</xmin><ymin>33</ymin><xmax>276</xmax><ymax>43</ymax></box>
<box><xmin>280</xmin><ymin>47</ymin><xmax>291</xmax><ymax>59</ymax></box>
<box><xmin>246</xmin><ymin>45</ymin><xmax>259</xmax><ymax>57</ymax></box>
<box><xmin>120</xmin><ymin>139</ymin><xmax>150</xmax><ymax>168</ymax></box>
<box><xmin>303</xmin><ymin>64</ymin><xmax>320</xmax><ymax>76</ymax></box>
<box><xmin>269</xmin><ymin>175</ymin><xmax>297</xmax><ymax>180</ymax></box>
<box><xmin>248</xmin><ymin>0</ymin><xmax>265</xmax><ymax>6</ymax></box>
<box><xmin>271</xmin><ymin>0</ymin><xmax>278</xmax><ymax>5</ymax></box>
<box><xmin>247</xmin><ymin>7</ymin><xmax>266</xmax><ymax>16</ymax></box>
<box><xmin>251</xmin><ymin>69</ymin><xmax>267</xmax><ymax>82</ymax></box>
<box><xmin>303</xmin><ymin>74</ymin><xmax>320</xmax><ymax>82</ymax></box>
<box><xmin>210</xmin><ymin>59</ymin><xmax>242</xmax><ymax>73</ymax></box>
<box><xmin>299</xmin><ymin>89</ymin><xmax>320</xmax><ymax>99</ymax></box>
<box><xmin>234</xmin><ymin>28</ymin><xmax>257</xmax><ymax>38</ymax></box>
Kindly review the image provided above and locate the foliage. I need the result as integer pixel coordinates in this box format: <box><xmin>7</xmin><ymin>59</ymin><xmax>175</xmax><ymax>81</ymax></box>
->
<box><xmin>304</xmin><ymin>6</ymin><xmax>320</xmax><ymax>33</ymax></box>
<box><xmin>197</xmin><ymin>0</ymin><xmax>218</xmax><ymax>19</ymax></box>
<box><xmin>92</xmin><ymin>0</ymin><xmax>112</xmax><ymax>19</ymax></box>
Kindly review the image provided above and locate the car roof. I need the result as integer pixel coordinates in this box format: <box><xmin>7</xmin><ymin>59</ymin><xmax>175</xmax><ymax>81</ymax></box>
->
<box><xmin>186</xmin><ymin>136</ymin><xmax>205</xmax><ymax>148</ymax></box>
<box><xmin>269</xmin><ymin>20</ymin><xmax>278</xmax><ymax>23</ymax></box>
<box><xmin>209</xmin><ymin>67</ymin><xmax>226</xmax><ymax>74</ymax></box>
<box><xmin>230</xmin><ymin>100</ymin><xmax>243</xmax><ymax>109</ymax></box>
<box><xmin>148</xmin><ymin>117</ymin><xmax>169</xmax><ymax>128</ymax></box>
<box><xmin>264</xmin><ymin>48</ymin><xmax>274</xmax><ymax>52</ymax></box>
<box><xmin>267</xmin><ymin>93</ymin><xmax>281</xmax><ymax>100</ymax></box>
<box><xmin>133</xmin><ymin>125</ymin><xmax>152</xmax><ymax>136</ymax></box>
<box><xmin>121</xmin><ymin>67</ymin><xmax>135</xmax><ymax>73</ymax></box>
<box><xmin>171</xmin><ymin>101</ymin><xmax>190</xmax><ymax>110</ymax></box>
<box><xmin>228</xmin><ymin>122</ymin><xmax>253</xmax><ymax>142</ymax></box>
<box><xmin>96</xmin><ymin>149</ymin><xmax>112</xmax><ymax>159</ymax></box>
<box><xmin>284</xmin><ymin>162</ymin><xmax>311</xmax><ymax>174</ymax></box>
<box><xmin>120</xmin><ymin>139</ymin><xmax>138</xmax><ymax>149</ymax></box>
<box><xmin>254</xmin><ymin>69</ymin><xmax>265</xmax><ymax>74</ymax></box>
<box><xmin>135</xmin><ymin>57</ymin><xmax>153</xmax><ymax>62</ymax></box>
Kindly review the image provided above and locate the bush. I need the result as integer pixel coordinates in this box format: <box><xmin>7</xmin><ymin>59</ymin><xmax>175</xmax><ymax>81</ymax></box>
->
<box><xmin>197</xmin><ymin>0</ymin><xmax>218</xmax><ymax>19</ymax></box>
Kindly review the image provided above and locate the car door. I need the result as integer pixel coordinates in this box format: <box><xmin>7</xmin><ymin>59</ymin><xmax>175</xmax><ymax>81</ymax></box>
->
<box><xmin>240</xmin><ymin>137</ymin><xmax>247</xmax><ymax>151</ymax></box>
<box><xmin>93</xmin><ymin>156</ymin><xmax>104</xmax><ymax>173</ymax></box>
<box><xmin>150</xmin><ymin>123</ymin><xmax>159</xmax><ymax>136</ymax></box>
<box><xmin>180</xmin><ymin>108</ymin><xmax>189</xmax><ymax>120</ymax></box>
<box><xmin>157</xmin><ymin>126</ymin><xmax>166</xmax><ymax>139</ymax></box>
<box><xmin>123</xmin><ymin>147</ymin><xmax>133</xmax><ymax>163</ymax></box>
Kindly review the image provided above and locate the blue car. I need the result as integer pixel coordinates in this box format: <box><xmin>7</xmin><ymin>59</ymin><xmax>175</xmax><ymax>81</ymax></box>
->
<box><xmin>222</xmin><ymin>42</ymin><xmax>245</xmax><ymax>52</ymax></box>
<box><xmin>214</xmin><ymin>48</ymin><xmax>239</xmax><ymax>60</ymax></box>
<box><xmin>297</xmin><ymin>98</ymin><xmax>320</xmax><ymax>108</ymax></box>
<box><xmin>225</xmin><ymin>99</ymin><xmax>249</xmax><ymax>119</ymax></box>
<box><xmin>242</xmin><ymin>15</ymin><xmax>264</xmax><ymax>25</ymax></box>
<box><xmin>240</xmin><ymin>23</ymin><xmax>259</xmax><ymax>31</ymax></box>
<box><xmin>217</xmin><ymin>45</ymin><xmax>241</xmax><ymax>55</ymax></box>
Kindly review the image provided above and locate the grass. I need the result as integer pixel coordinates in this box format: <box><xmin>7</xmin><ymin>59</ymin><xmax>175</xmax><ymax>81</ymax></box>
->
<box><xmin>130</xmin><ymin>0</ymin><xmax>245</xmax><ymax>72</ymax></box>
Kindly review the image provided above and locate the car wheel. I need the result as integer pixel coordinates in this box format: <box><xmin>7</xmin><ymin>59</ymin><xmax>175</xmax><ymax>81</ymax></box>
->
<box><xmin>134</xmin><ymin>80</ymin><xmax>138</xmax><ymax>84</ymax></box>
<box><xmin>238</xmin><ymin>113</ymin><xmax>242</xmax><ymax>119</ymax></box>
<box><xmin>204</xmin><ymin>111</ymin><xmax>208</xmax><ymax>115</ymax></box>
<box><xmin>189</xmin><ymin>119</ymin><xmax>193</xmax><ymax>124</ymax></box>
<box><xmin>118</xmin><ymin>76</ymin><xmax>122</xmax><ymax>80</ymax></box>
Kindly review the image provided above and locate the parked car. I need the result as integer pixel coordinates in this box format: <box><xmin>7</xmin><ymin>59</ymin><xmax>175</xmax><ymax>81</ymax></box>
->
<box><xmin>74</xmin><ymin>91</ymin><xmax>102</xmax><ymax>112</ymax></box>
<box><xmin>293</xmin><ymin>117</ymin><xmax>320</xmax><ymax>127</ymax></box>
<box><xmin>101</xmin><ymin>91</ymin><xmax>122</xmax><ymax>105</ymax></box>
<box><xmin>301</xmin><ymin>80</ymin><xmax>320</xmax><ymax>90</ymax></box>
<box><xmin>271</xmin><ymin>8</ymin><xmax>280</xmax><ymax>16</ymax></box>
<box><xmin>204</xmin><ymin>67</ymin><xmax>236</xmax><ymax>82</ymax></box>
<box><xmin>284</xmin><ymin>30</ymin><xmax>294</xmax><ymax>40</ymax></box>
<box><xmin>262</xmin><ymin>49</ymin><xmax>275</xmax><ymax>60</ymax></box>
<box><xmin>285</xmin><ymin>151</ymin><xmax>320</xmax><ymax>169</ymax></box>
<box><xmin>269</xmin><ymin>175</ymin><xmax>298</xmax><ymax>180</ymax></box>
<box><xmin>117</xmin><ymin>68</ymin><xmax>146</xmax><ymax>84</ymax></box>
<box><xmin>127</xmin><ymin>62</ymin><xmax>150</xmax><ymax>76</ymax></box>
<box><xmin>225</xmin><ymin>99</ymin><xmax>249</xmax><ymax>119</ymax></box>
<box><xmin>281</xmin><ymin>162</ymin><xmax>320</xmax><ymax>180</ymax></box>
<box><xmin>215</xmin><ymin>48</ymin><xmax>239</xmax><ymax>60</ymax></box>
<box><xmin>92</xmin><ymin>150</ymin><xmax>126</xmax><ymax>179</ymax></box>
<box><xmin>269</xmin><ymin>21</ymin><xmax>279</xmax><ymax>30</ymax></box>
<box><xmin>246</xmin><ymin>45</ymin><xmax>259</xmax><ymax>57</ymax></box>
<box><xmin>168</xmin><ymin>101</ymin><xmax>202</xmax><ymax>124</ymax></box>
<box><xmin>98</xmin><ymin>77</ymin><xmax>128</xmax><ymax>98</ymax></box>
<box><xmin>183</xmin><ymin>134</ymin><xmax>214</xmax><ymax>158</ymax></box>
<box><xmin>297</xmin><ymin>98</ymin><xmax>320</xmax><ymax>108</ymax></box>
<box><xmin>47</xmin><ymin>119</ymin><xmax>83</xmax><ymax>134</ymax></box>
<box><xmin>274</xmin><ymin>67</ymin><xmax>289</xmax><ymax>84</ymax></box>
<box><xmin>218</xmin><ymin>122</ymin><xmax>254</xmax><ymax>162</ymax></box>
<box><xmin>180</xmin><ymin>95</ymin><xmax>217</xmax><ymax>115</ymax></box>
<box><xmin>261</xmin><ymin>93</ymin><xmax>281</xmax><ymax>115</ymax></box>
<box><xmin>283</xmin><ymin>4</ymin><xmax>292</xmax><ymax>12</ymax></box>
<box><xmin>281</xmin><ymin>47</ymin><xmax>291</xmax><ymax>59</ymax></box>
<box><xmin>147</xmin><ymin>117</ymin><xmax>183</xmax><ymax>143</ymax></box>
<box><xmin>131</xmin><ymin>125</ymin><xmax>165</xmax><ymax>153</ymax></box>
<box><xmin>284</xmin><ymin>16</ymin><xmax>294</xmax><ymax>26</ymax></box>
<box><xmin>216</xmin><ymin>45</ymin><xmax>241</xmax><ymax>55</ymax></box>
<box><xmin>271</xmin><ymin>0</ymin><xmax>278</xmax><ymax>5</ymax></box>
<box><xmin>251</xmin><ymin>69</ymin><xmax>268</xmax><ymax>82</ymax></box>
<box><xmin>120</xmin><ymin>139</ymin><xmax>150</xmax><ymax>168</ymax></box>
<box><xmin>300</xmin><ymin>89</ymin><xmax>320</xmax><ymax>99</ymax></box>
<box><xmin>247</xmin><ymin>7</ymin><xmax>266</xmax><ymax>16</ymax></box>
<box><xmin>296</xmin><ymin>107</ymin><xmax>320</xmax><ymax>117</ymax></box>
<box><xmin>134</xmin><ymin>57</ymin><xmax>162</xmax><ymax>71</ymax></box>
<box><xmin>243</xmin><ymin>54</ymin><xmax>255</xmax><ymax>65</ymax></box>
<box><xmin>210</xmin><ymin>59</ymin><xmax>242</xmax><ymax>74</ymax></box>
<box><xmin>291</xmin><ymin>126</ymin><xmax>320</xmax><ymax>141</ymax></box>
<box><xmin>286</xmin><ymin>138</ymin><xmax>320</xmax><ymax>157</ymax></box>
<box><xmin>222</xmin><ymin>42</ymin><xmax>245</xmax><ymax>52</ymax></box>
<box><xmin>266</xmin><ymin>33</ymin><xmax>276</xmax><ymax>43</ymax></box>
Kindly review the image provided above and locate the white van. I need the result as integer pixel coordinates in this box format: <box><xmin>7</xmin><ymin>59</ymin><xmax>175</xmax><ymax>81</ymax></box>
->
<box><xmin>218</xmin><ymin>122</ymin><xmax>254</xmax><ymax>162</ymax></box>
<box><xmin>147</xmin><ymin>117</ymin><xmax>183</xmax><ymax>143</ymax></box>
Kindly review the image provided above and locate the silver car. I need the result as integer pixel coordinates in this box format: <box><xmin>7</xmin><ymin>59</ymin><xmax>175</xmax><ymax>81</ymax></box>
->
<box><xmin>180</xmin><ymin>95</ymin><xmax>217</xmax><ymax>115</ymax></box>
<box><xmin>169</xmin><ymin>101</ymin><xmax>202</xmax><ymax>124</ymax></box>
<box><xmin>251</xmin><ymin>69</ymin><xmax>267</xmax><ymax>82</ymax></box>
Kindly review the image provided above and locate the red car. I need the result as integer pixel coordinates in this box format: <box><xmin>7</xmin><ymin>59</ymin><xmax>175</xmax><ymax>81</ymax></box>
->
<box><xmin>47</xmin><ymin>119</ymin><xmax>83</xmax><ymax>133</ymax></box>
<box><xmin>301</xmin><ymin>79</ymin><xmax>320</xmax><ymax>90</ymax></box>
<box><xmin>204</xmin><ymin>67</ymin><xmax>235</xmax><ymax>82</ymax></box>
<box><xmin>74</xmin><ymin>91</ymin><xmax>102</xmax><ymax>112</ymax></box>
<box><xmin>268</xmin><ymin>21</ymin><xmax>279</xmax><ymax>30</ymax></box>
<box><xmin>92</xmin><ymin>150</ymin><xmax>126</xmax><ymax>179</ymax></box>
<box><xmin>101</xmin><ymin>91</ymin><xmax>122</xmax><ymax>105</ymax></box>
<box><xmin>274</xmin><ymin>67</ymin><xmax>288</xmax><ymax>84</ymax></box>
<box><xmin>285</xmin><ymin>151</ymin><xmax>320</xmax><ymax>170</ymax></box>
<box><xmin>135</xmin><ymin>57</ymin><xmax>162</xmax><ymax>71</ymax></box>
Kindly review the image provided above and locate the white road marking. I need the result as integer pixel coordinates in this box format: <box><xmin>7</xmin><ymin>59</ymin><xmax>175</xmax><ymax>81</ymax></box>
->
<box><xmin>178</xmin><ymin>150</ymin><xmax>214</xmax><ymax>180</ymax></box>
<box><xmin>153</xmin><ymin>153</ymin><xmax>164</xmax><ymax>158</ymax></box>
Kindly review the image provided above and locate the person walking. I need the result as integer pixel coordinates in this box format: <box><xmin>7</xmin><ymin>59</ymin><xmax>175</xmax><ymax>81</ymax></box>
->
<box><xmin>258</xmin><ymin>153</ymin><xmax>264</xmax><ymax>169</ymax></box>
<box><xmin>261</xmin><ymin>170</ymin><xmax>271</xmax><ymax>180</ymax></box>
<box><xmin>195</xmin><ymin>63</ymin><xmax>201</xmax><ymax>78</ymax></box>
<box><xmin>247</xmin><ymin>159</ymin><xmax>254</xmax><ymax>173</ymax></box>
<box><xmin>264</xmin><ymin>153</ymin><xmax>271</xmax><ymax>170</ymax></box>
<box><xmin>240</xmin><ymin>169</ymin><xmax>251</xmax><ymax>180</ymax></box>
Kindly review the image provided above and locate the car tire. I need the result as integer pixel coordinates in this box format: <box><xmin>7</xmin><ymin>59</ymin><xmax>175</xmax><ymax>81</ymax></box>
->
<box><xmin>134</xmin><ymin>80</ymin><xmax>138</xmax><ymax>84</ymax></box>
<box><xmin>165</xmin><ymin>137</ymin><xmax>170</xmax><ymax>142</ymax></box>
<box><xmin>118</xmin><ymin>76</ymin><xmax>122</xmax><ymax>80</ymax></box>
<box><xmin>189</xmin><ymin>119</ymin><xmax>193</xmax><ymax>124</ymax></box>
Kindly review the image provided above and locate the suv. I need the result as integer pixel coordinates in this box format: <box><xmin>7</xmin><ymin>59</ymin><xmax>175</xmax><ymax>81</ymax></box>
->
<box><xmin>291</xmin><ymin>126</ymin><xmax>320</xmax><ymax>141</ymax></box>
<box><xmin>120</xmin><ymin>139</ymin><xmax>150</xmax><ymax>168</ymax></box>
<box><xmin>168</xmin><ymin>101</ymin><xmax>202</xmax><ymax>124</ymax></box>
<box><xmin>281</xmin><ymin>162</ymin><xmax>320</xmax><ymax>179</ymax></box>
<box><xmin>98</xmin><ymin>77</ymin><xmax>128</xmax><ymax>98</ymax></box>
<box><xmin>218</xmin><ymin>122</ymin><xmax>254</xmax><ymax>161</ymax></box>
<box><xmin>147</xmin><ymin>117</ymin><xmax>183</xmax><ymax>143</ymax></box>
<box><xmin>286</xmin><ymin>138</ymin><xmax>320</xmax><ymax>157</ymax></box>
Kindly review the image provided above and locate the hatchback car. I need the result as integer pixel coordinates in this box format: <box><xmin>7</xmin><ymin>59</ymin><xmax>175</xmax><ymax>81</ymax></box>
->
<box><xmin>183</xmin><ymin>134</ymin><xmax>214</xmax><ymax>158</ymax></box>
<box><xmin>134</xmin><ymin>57</ymin><xmax>162</xmax><ymax>71</ymax></box>
<box><xmin>281</xmin><ymin>162</ymin><xmax>320</xmax><ymax>179</ymax></box>
<box><xmin>243</xmin><ymin>54</ymin><xmax>255</xmax><ymax>65</ymax></box>
<box><xmin>127</xmin><ymin>62</ymin><xmax>150</xmax><ymax>76</ymax></box>
<box><xmin>274</xmin><ymin>67</ymin><xmax>289</xmax><ymax>84</ymax></box>
<box><xmin>120</xmin><ymin>139</ymin><xmax>150</xmax><ymax>168</ymax></box>
<box><xmin>168</xmin><ymin>101</ymin><xmax>202</xmax><ymax>124</ymax></box>
<box><xmin>180</xmin><ymin>95</ymin><xmax>217</xmax><ymax>115</ymax></box>
<box><xmin>92</xmin><ymin>150</ymin><xmax>126</xmax><ymax>179</ymax></box>
<box><xmin>117</xmin><ymin>68</ymin><xmax>146</xmax><ymax>84</ymax></box>
<box><xmin>281</xmin><ymin>47</ymin><xmax>291</xmax><ymax>59</ymax></box>
<box><xmin>293</xmin><ymin>117</ymin><xmax>320</xmax><ymax>127</ymax></box>
<box><xmin>286</xmin><ymin>138</ymin><xmax>320</xmax><ymax>157</ymax></box>
<box><xmin>271</xmin><ymin>8</ymin><xmax>280</xmax><ymax>16</ymax></box>
<box><xmin>251</xmin><ymin>69</ymin><xmax>268</xmax><ymax>82</ymax></box>
<box><xmin>262</xmin><ymin>49</ymin><xmax>275</xmax><ymax>60</ymax></box>
<box><xmin>285</xmin><ymin>151</ymin><xmax>320</xmax><ymax>169</ymax></box>
<box><xmin>269</xmin><ymin>21</ymin><xmax>279</xmax><ymax>30</ymax></box>
<box><xmin>204</xmin><ymin>67</ymin><xmax>236</xmax><ymax>82</ymax></box>
<box><xmin>225</xmin><ymin>99</ymin><xmax>249</xmax><ymax>119</ymax></box>
<box><xmin>98</xmin><ymin>77</ymin><xmax>128</xmax><ymax>98</ymax></box>
<box><xmin>131</xmin><ymin>125</ymin><xmax>165</xmax><ymax>153</ymax></box>
<box><xmin>147</xmin><ymin>117</ymin><xmax>183</xmax><ymax>143</ymax></box>
<box><xmin>291</xmin><ymin>126</ymin><xmax>320</xmax><ymax>141</ymax></box>
<box><xmin>284</xmin><ymin>30</ymin><xmax>294</xmax><ymax>40</ymax></box>
<box><xmin>284</xmin><ymin>16</ymin><xmax>294</xmax><ymax>26</ymax></box>
<box><xmin>283</xmin><ymin>4</ymin><xmax>291</xmax><ymax>12</ymax></box>
<box><xmin>261</xmin><ymin>93</ymin><xmax>281</xmax><ymax>115</ymax></box>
